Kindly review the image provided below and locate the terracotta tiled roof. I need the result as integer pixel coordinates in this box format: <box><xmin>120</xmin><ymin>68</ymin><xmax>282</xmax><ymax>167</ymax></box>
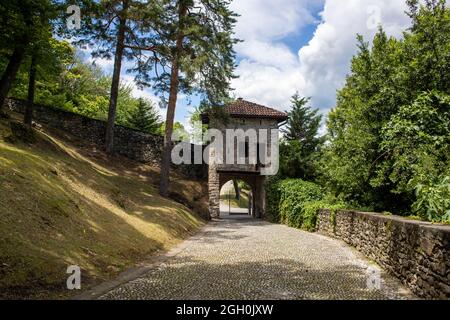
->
<box><xmin>224</xmin><ymin>98</ymin><xmax>287</xmax><ymax>121</ymax></box>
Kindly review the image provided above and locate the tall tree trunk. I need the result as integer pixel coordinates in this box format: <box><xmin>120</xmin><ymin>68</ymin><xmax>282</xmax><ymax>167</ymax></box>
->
<box><xmin>24</xmin><ymin>54</ymin><xmax>37</xmax><ymax>126</ymax></box>
<box><xmin>159</xmin><ymin>3</ymin><xmax>187</xmax><ymax>197</ymax></box>
<box><xmin>0</xmin><ymin>1</ymin><xmax>31</xmax><ymax>113</ymax></box>
<box><xmin>233</xmin><ymin>180</ymin><xmax>240</xmax><ymax>200</ymax></box>
<box><xmin>105</xmin><ymin>0</ymin><xmax>128</xmax><ymax>154</ymax></box>
<box><xmin>0</xmin><ymin>40</ymin><xmax>29</xmax><ymax>113</ymax></box>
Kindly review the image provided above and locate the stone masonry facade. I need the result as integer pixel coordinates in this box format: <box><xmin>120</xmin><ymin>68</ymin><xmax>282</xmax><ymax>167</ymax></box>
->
<box><xmin>207</xmin><ymin>116</ymin><xmax>278</xmax><ymax>219</ymax></box>
<box><xmin>317</xmin><ymin>209</ymin><xmax>450</xmax><ymax>299</ymax></box>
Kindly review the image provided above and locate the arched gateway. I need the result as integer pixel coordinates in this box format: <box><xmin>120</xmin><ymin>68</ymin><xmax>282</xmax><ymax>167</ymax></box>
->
<box><xmin>201</xmin><ymin>98</ymin><xmax>287</xmax><ymax>219</ymax></box>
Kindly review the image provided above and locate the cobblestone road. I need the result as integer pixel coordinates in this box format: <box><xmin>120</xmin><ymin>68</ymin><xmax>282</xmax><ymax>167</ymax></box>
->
<box><xmin>101</xmin><ymin>216</ymin><xmax>415</xmax><ymax>300</ymax></box>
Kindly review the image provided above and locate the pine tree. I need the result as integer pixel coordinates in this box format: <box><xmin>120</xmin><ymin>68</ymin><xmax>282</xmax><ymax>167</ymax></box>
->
<box><xmin>278</xmin><ymin>93</ymin><xmax>324</xmax><ymax>180</ymax></box>
<box><xmin>282</xmin><ymin>93</ymin><xmax>323</xmax><ymax>153</ymax></box>
<box><xmin>134</xmin><ymin>0</ymin><xmax>238</xmax><ymax>197</ymax></box>
<box><xmin>73</xmin><ymin>0</ymin><xmax>160</xmax><ymax>153</ymax></box>
<box><xmin>128</xmin><ymin>98</ymin><xmax>162</xmax><ymax>134</ymax></box>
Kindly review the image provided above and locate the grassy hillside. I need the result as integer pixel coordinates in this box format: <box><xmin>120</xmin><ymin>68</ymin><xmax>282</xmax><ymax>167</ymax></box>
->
<box><xmin>0</xmin><ymin>114</ymin><xmax>207</xmax><ymax>299</ymax></box>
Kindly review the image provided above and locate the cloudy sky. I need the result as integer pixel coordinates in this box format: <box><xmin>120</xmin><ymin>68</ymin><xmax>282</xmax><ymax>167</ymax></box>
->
<box><xmin>230</xmin><ymin>0</ymin><xmax>411</xmax><ymax>112</ymax></box>
<box><xmin>89</xmin><ymin>0</ymin><xmax>413</xmax><ymax>128</ymax></box>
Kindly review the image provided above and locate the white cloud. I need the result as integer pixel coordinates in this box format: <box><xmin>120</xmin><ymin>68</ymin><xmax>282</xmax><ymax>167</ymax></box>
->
<box><xmin>235</xmin><ymin>40</ymin><xmax>298</xmax><ymax>69</ymax></box>
<box><xmin>230</xmin><ymin>0</ymin><xmax>319</xmax><ymax>41</ymax></box>
<box><xmin>232</xmin><ymin>60</ymin><xmax>304</xmax><ymax>111</ymax></box>
<box><xmin>298</xmin><ymin>0</ymin><xmax>410</xmax><ymax>109</ymax></box>
<box><xmin>78</xmin><ymin>0</ymin><xmax>413</xmax><ymax>120</ymax></box>
<box><xmin>230</xmin><ymin>0</ymin><xmax>321</xmax><ymax>109</ymax></box>
<box><xmin>231</xmin><ymin>0</ymin><xmax>411</xmax><ymax>112</ymax></box>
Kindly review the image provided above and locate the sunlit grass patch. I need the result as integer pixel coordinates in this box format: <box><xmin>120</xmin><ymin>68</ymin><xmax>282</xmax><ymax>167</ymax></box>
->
<box><xmin>0</xmin><ymin>116</ymin><xmax>206</xmax><ymax>299</ymax></box>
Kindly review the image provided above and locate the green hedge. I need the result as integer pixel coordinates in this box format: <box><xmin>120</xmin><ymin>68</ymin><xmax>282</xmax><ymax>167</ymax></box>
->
<box><xmin>265</xmin><ymin>178</ymin><xmax>345</xmax><ymax>231</ymax></box>
<box><xmin>265</xmin><ymin>176</ymin><xmax>283</xmax><ymax>222</ymax></box>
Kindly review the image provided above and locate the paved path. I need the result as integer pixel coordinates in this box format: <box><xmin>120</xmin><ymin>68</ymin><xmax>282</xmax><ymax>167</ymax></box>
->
<box><xmin>100</xmin><ymin>216</ymin><xmax>415</xmax><ymax>300</ymax></box>
<box><xmin>220</xmin><ymin>202</ymin><xmax>249</xmax><ymax>216</ymax></box>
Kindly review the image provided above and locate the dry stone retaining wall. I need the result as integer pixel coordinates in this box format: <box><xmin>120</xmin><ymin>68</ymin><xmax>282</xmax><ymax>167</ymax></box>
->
<box><xmin>317</xmin><ymin>209</ymin><xmax>450</xmax><ymax>299</ymax></box>
<box><xmin>5</xmin><ymin>98</ymin><xmax>206</xmax><ymax>179</ymax></box>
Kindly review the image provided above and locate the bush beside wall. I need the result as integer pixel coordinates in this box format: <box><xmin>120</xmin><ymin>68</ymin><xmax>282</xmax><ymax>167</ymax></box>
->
<box><xmin>265</xmin><ymin>178</ymin><xmax>342</xmax><ymax>231</ymax></box>
<box><xmin>266</xmin><ymin>177</ymin><xmax>449</xmax><ymax>299</ymax></box>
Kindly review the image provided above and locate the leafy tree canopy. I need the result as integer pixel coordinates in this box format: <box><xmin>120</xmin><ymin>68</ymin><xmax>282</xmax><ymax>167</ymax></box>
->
<box><xmin>320</xmin><ymin>0</ymin><xmax>450</xmax><ymax>219</ymax></box>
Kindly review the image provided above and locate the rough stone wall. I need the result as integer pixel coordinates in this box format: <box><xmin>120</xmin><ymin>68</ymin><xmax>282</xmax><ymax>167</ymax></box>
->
<box><xmin>215</xmin><ymin>117</ymin><xmax>278</xmax><ymax>170</ymax></box>
<box><xmin>5</xmin><ymin>98</ymin><xmax>206</xmax><ymax>179</ymax></box>
<box><xmin>208</xmin><ymin>163</ymin><xmax>221</xmax><ymax>218</ymax></box>
<box><xmin>317</xmin><ymin>209</ymin><xmax>450</xmax><ymax>299</ymax></box>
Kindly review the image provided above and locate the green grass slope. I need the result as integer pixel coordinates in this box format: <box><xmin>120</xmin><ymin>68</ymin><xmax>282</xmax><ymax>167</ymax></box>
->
<box><xmin>0</xmin><ymin>116</ymin><xmax>206</xmax><ymax>299</ymax></box>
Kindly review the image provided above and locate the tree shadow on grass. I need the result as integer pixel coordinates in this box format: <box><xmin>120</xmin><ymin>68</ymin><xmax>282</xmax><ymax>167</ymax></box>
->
<box><xmin>0</xmin><ymin>125</ymin><xmax>206</xmax><ymax>299</ymax></box>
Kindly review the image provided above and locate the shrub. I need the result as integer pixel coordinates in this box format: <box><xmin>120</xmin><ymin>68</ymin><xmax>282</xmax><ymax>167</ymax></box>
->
<box><xmin>265</xmin><ymin>176</ymin><xmax>282</xmax><ymax>222</ymax></box>
<box><xmin>278</xmin><ymin>179</ymin><xmax>323</xmax><ymax>225</ymax></box>
<box><xmin>411</xmin><ymin>175</ymin><xmax>450</xmax><ymax>223</ymax></box>
<box><xmin>266</xmin><ymin>178</ymin><xmax>345</xmax><ymax>231</ymax></box>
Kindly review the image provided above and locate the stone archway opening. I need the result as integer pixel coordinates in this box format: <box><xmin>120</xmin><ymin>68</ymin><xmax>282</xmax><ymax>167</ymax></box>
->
<box><xmin>220</xmin><ymin>179</ymin><xmax>253</xmax><ymax>217</ymax></box>
<box><xmin>214</xmin><ymin>173</ymin><xmax>266</xmax><ymax>219</ymax></box>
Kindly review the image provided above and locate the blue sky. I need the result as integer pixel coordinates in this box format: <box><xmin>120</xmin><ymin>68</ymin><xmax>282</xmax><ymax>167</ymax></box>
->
<box><xmin>86</xmin><ymin>0</ymin><xmax>413</xmax><ymax>132</ymax></box>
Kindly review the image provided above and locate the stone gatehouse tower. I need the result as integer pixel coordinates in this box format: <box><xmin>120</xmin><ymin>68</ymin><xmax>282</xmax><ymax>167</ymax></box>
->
<box><xmin>202</xmin><ymin>98</ymin><xmax>287</xmax><ymax>219</ymax></box>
